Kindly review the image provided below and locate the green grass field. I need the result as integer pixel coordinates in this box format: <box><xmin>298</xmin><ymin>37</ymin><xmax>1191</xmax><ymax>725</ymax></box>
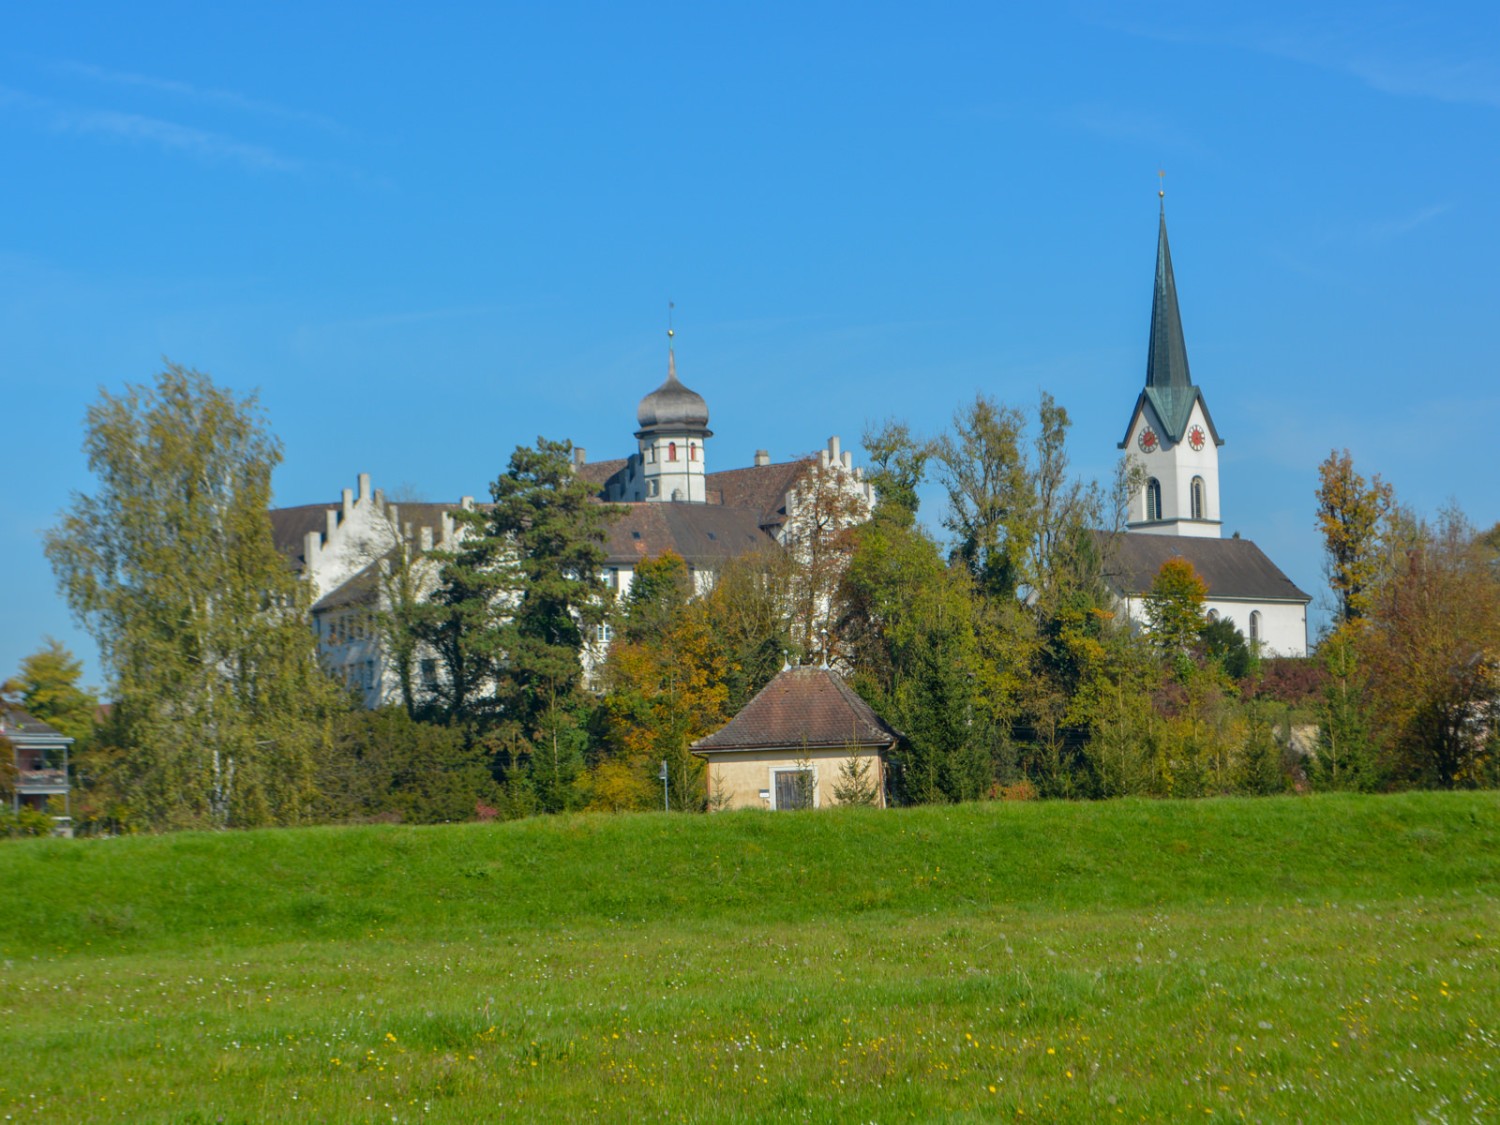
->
<box><xmin>2</xmin><ymin>793</ymin><xmax>1497</xmax><ymax>1122</ymax></box>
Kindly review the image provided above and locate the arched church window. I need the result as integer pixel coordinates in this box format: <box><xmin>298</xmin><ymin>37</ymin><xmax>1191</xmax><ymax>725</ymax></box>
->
<box><xmin>1146</xmin><ymin>478</ymin><xmax>1162</xmax><ymax>522</ymax></box>
<box><xmin>1191</xmin><ymin>476</ymin><xmax>1205</xmax><ymax>520</ymax></box>
<box><xmin>1206</xmin><ymin>608</ymin><xmax>1219</xmax><ymax>623</ymax></box>
<box><xmin>1249</xmin><ymin>611</ymin><xmax>1262</xmax><ymax>645</ymax></box>
<box><xmin>668</xmin><ymin>441</ymin><xmax>678</xmax><ymax>462</ymax></box>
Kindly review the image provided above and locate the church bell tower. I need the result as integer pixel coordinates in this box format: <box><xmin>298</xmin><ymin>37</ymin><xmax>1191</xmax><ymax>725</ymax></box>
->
<box><xmin>1118</xmin><ymin>198</ymin><xmax>1224</xmax><ymax>538</ymax></box>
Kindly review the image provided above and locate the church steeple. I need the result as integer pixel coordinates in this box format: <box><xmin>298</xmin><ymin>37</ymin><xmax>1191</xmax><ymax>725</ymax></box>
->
<box><xmin>1119</xmin><ymin>195</ymin><xmax>1223</xmax><ymax>539</ymax></box>
<box><xmin>1146</xmin><ymin>207</ymin><xmax>1192</xmax><ymax>392</ymax></box>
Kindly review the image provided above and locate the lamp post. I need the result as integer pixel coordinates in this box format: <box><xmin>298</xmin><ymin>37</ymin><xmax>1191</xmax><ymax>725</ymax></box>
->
<box><xmin>659</xmin><ymin>760</ymin><xmax>669</xmax><ymax>812</ymax></box>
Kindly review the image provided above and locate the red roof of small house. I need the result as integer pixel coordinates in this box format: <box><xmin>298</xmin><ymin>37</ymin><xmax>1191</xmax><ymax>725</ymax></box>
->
<box><xmin>691</xmin><ymin>666</ymin><xmax>900</xmax><ymax>755</ymax></box>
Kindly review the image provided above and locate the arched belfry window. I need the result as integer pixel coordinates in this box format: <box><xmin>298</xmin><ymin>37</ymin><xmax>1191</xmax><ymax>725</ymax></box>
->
<box><xmin>689</xmin><ymin>442</ymin><xmax>698</xmax><ymax>462</ymax></box>
<box><xmin>668</xmin><ymin>441</ymin><xmax>678</xmax><ymax>462</ymax></box>
<box><xmin>1146</xmin><ymin>478</ymin><xmax>1162</xmax><ymax>522</ymax></box>
<box><xmin>1191</xmin><ymin>476</ymin><xmax>1206</xmax><ymax>520</ymax></box>
<box><xmin>1249</xmin><ymin>611</ymin><xmax>1262</xmax><ymax>645</ymax></box>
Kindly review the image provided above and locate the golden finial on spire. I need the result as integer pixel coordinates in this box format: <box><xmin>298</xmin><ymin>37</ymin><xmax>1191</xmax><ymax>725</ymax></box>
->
<box><xmin>1158</xmin><ymin>169</ymin><xmax>1166</xmax><ymax>203</ymax></box>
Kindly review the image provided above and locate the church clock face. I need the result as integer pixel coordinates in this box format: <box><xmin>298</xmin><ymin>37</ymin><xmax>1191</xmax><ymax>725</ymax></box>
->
<box><xmin>1188</xmin><ymin>425</ymin><xmax>1206</xmax><ymax>452</ymax></box>
<box><xmin>1137</xmin><ymin>427</ymin><xmax>1159</xmax><ymax>454</ymax></box>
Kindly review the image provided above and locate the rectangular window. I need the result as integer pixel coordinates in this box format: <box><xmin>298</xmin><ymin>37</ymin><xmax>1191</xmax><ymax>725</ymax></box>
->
<box><xmin>420</xmin><ymin>658</ymin><xmax>438</xmax><ymax>688</ymax></box>
<box><xmin>772</xmin><ymin>768</ymin><xmax>815</xmax><ymax>810</ymax></box>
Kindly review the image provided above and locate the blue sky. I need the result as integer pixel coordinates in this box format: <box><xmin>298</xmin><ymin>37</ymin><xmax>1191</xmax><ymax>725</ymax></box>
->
<box><xmin>4</xmin><ymin>2</ymin><xmax>1498</xmax><ymax>691</ymax></box>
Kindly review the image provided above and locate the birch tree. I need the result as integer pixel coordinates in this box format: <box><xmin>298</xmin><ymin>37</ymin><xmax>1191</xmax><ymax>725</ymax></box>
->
<box><xmin>46</xmin><ymin>364</ymin><xmax>345</xmax><ymax>829</ymax></box>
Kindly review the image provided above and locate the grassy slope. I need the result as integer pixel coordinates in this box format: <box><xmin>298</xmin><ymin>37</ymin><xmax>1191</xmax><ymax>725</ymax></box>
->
<box><xmin>2</xmin><ymin>793</ymin><xmax>1497</xmax><ymax>1122</ymax></box>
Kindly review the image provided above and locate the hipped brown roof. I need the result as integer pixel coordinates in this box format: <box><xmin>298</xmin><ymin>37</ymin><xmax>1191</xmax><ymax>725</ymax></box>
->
<box><xmin>604</xmin><ymin>504</ymin><xmax>770</xmax><ymax>569</ymax></box>
<box><xmin>692</xmin><ymin>666</ymin><xmax>900</xmax><ymax>755</ymax></box>
<box><xmin>1095</xmin><ymin>530</ymin><xmax>1310</xmax><ymax>603</ymax></box>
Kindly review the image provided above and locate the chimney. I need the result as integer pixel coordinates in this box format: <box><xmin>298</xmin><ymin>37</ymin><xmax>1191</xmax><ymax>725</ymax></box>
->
<box><xmin>754</xmin><ymin>449</ymin><xmax>770</xmax><ymax>467</ymax></box>
<box><xmin>303</xmin><ymin>530</ymin><xmax>321</xmax><ymax>567</ymax></box>
<box><xmin>460</xmin><ymin>495</ymin><xmax>474</xmax><ymax>511</ymax></box>
<box><xmin>357</xmin><ymin>472</ymin><xmax>371</xmax><ymax>502</ymax></box>
<box><xmin>573</xmin><ymin>447</ymin><xmax>587</xmax><ymax>467</ymax></box>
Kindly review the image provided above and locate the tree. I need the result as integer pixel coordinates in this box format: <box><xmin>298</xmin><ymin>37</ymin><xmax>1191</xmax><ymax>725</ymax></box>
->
<box><xmin>1199</xmin><ymin>616</ymin><xmax>1256</xmax><ymax>681</ymax></box>
<box><xmin>703</xmin><ymin>547</ymin><xmax>796</xmax><ymax>712</ymax></box>
<box><xmin>6</xmin><ymin>639</ymin><xmax>98</xmax><ymax>747</ymax></box>
<box><xmin>837</xmin><ymin>518</ymin><xmax>993</xmax><ymax>804</ymax></box>
<box><xmin>594</xmin><ymin>553</ymin><xmax>729</xmax><ymax>811</ymax></box>
<box><xmin>1309</xmin><ymin>630</ymin><xmax>1379</xmax><ymax>791</ymax></box>
<box><xmin>45</xmin><ymin>365</ymin><xmax>346</xmax><ymax>829</ymax></box>
<box><xmin>315</xmin><ymin>707</ymin><xmax>500</xmax><ymax>824</ymax></box>
<box><xmin>419</xmin><ymin>437</ymin><xmax>616</xmax><ymax>811</ymax></box>
<box><xmin>1358</xmin><ymin>507</ymin><xmax>1500</xmax><ymax>788</ymax></box>
<box><xmin>935</xmin><ymin>395</ymin><xmax>1034</xmax><ymax>600</ymax></box>
<box><xmin>861</xmin><ymin>419</ymin><xmax>931</xmax><ymax>528</ymax></box>
<box><xmin>782</xmin><ymin>455</ymin><xmax>870</xmax><ymax>666</ymax></box>
<box><xmin>1144</xmin><ymin>557</ymin><xmax>1208</xmax><ymax>658</ymax></box>
<box><xmin>1316</xmin><ymin>450</ymin><xmax>1394</xmax><ymax>628</ymax></box>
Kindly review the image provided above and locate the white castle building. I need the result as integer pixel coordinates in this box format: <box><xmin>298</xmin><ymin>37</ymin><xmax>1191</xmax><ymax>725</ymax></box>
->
<box><xmin>1104</xmin><ymin>204</ymin><xmax>1310</xmax><ymax>656</ymax></box>
<box><xmin>271</xmin><ymin>340</ymin><xmax>872</xmax><ymax>706</ymax></box>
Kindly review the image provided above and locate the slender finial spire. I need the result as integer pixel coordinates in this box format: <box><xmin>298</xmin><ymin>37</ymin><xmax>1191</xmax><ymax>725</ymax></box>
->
<box><xmin>667</xmin><ymin>301</ymin><xmax>677</xmax><ymax>382</ymax></box>
<box><xmin>1158</xmin><ymin>169</ymin><xmax>1166</xmax><ymax>212</ymax></box>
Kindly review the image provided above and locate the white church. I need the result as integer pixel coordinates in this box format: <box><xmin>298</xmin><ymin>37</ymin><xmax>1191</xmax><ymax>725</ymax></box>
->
<box><xmin>269</xmin><ymin>202</ymin><xmax>1309</xmax><ymax>705</ymax></box>
<box><xmin>1103</xmin><ymin>204</ymin><xmax>1310</xmax><ymax>656</ymax></box>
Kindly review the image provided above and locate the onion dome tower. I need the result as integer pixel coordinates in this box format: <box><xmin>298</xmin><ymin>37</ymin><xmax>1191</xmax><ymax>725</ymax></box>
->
<box><xmin>1118</xmin><ymin>189</ymin><xmax>1224</xmax><ymax>537</ymax></box>
<box><xmin>636</xmin><ymin>328</ymin><xmax>712</xmax><ymax>502</ymax></box>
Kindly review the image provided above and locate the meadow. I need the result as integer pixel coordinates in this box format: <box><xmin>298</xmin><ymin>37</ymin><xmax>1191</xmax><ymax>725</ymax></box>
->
<box><xmin>1</xmin><ymin>792</ymin><xmax>1496</xmax><ymax>1123</ymax></box>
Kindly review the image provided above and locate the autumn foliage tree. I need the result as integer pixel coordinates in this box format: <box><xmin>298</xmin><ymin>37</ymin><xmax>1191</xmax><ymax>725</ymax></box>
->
<box><xmin>1358</xmin><ymin>508</ymin><xmax>1500</xmax><ymax>788</ymax></box>
<box><xmin>594</xmin><ymin>553</ymin><xmax>729</xmax><ymax>810</ymax></box>
<box><xmin>1316</xmin><ymin>449</ymin><xmax>1394</xmax><ymax>628</ymax></box>
<box><xmin>1143</xmin><ymin>557</ymin><xmax>1208</xmax><ymax>658</ymax></box>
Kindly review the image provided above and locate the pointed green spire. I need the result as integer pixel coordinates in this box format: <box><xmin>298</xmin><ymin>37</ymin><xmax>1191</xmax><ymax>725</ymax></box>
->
<box><xmin>1146</xmin><ymin>207</ymin><xmax>1192</xmax><ymax>390</ymax></box>
<box><xmin>1141</xmin><ymin>205</ymin><xmax>1205</xmax><ymax>443</ymax></box>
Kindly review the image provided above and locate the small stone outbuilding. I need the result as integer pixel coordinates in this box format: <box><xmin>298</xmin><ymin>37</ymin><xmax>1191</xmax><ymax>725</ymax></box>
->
<box><xmin>692</xmin><ymin>666</ymin><xmax>899</xmax><ymax>810</ymax></box>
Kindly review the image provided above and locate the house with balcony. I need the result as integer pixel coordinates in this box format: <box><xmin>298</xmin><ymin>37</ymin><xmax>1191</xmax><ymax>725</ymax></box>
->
<box><xmin>3</xmin><ymin>706</ymin><xmax>73</xmax><ymax>829</ymax></box>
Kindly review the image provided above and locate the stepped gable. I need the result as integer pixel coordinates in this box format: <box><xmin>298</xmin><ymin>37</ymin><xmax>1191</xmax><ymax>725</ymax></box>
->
<box><xmin>269</xmin><ymin>505</ymin><xmax>333</xmax><ymax>567</ymax></box>
<box><xmin>604</xmin><ymin>503</ymin><xmax>768</xmax><ymax>569</ymax></box>
<box><xmin>1095</xmin><ymin>530</ymin><xmax>1310</xmax><ymax>603</ymax></box>
<box><xmin>269</xmin><ymin>501</ymin><xmax>456</xmax><ymax>571</ymax></box>
<box><xmin>692</xmin><ymin>666</ymin><xmax>901</xmax><ymax>754</ymax></box>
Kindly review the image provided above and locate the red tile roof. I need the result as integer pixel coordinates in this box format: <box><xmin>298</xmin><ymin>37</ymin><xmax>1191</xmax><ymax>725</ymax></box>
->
<box><xmin>692</xmin><ymin>666</ymin><xmax>900</xmax><ymax>754</ymax></box>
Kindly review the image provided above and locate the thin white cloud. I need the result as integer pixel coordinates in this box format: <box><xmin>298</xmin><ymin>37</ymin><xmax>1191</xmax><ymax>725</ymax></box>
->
<box><xmin>1365</xmin><ymin>203</ymin><xmax>1451</xmax><ymax>243</ymax></box>
<box><xmin>54</xmin><ymin>60</ymin><xmax>346</xmax><ymax>134</ymax></box>
<box><xmin>1085</xmin><ymin>5</ymin><xmax>1500</xmax><ymax>110</ymax></box>
<box><xmin>1056</xmin><ymin>101</ymin><xmax>1201</xmax><ymax>152</ymax></box>
<box><xmin>0</xmin><ymin>83</ymin><xmax>302</xmax><ymax>172</ymax></box>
